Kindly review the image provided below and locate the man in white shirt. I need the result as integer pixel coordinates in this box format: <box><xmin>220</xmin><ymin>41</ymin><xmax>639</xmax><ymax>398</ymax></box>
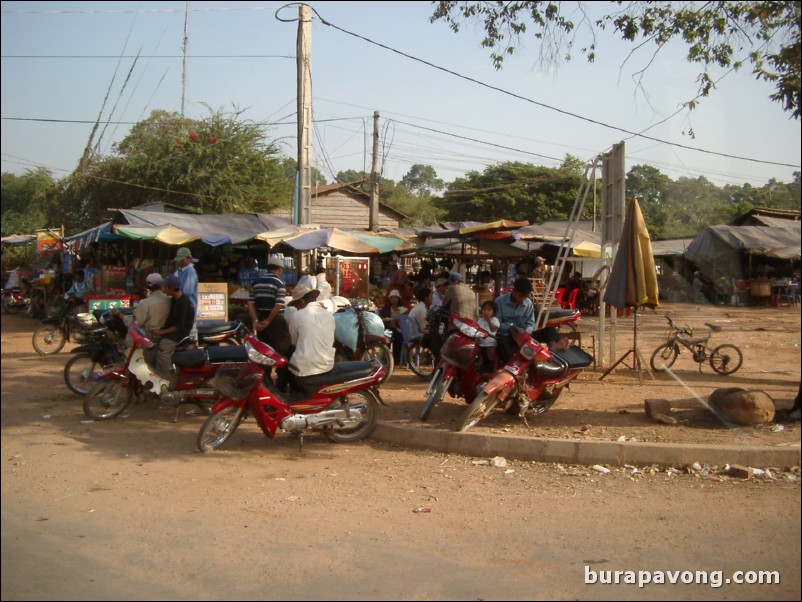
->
<box><xmin>287</xmin><ymin>283</ymin><xmax>336</xmax><ymax>379</ymax></box>
<box><xmin>408</xmin><ymin>287</ymin><xmax>431</xmax><ymax>336</ymax></box>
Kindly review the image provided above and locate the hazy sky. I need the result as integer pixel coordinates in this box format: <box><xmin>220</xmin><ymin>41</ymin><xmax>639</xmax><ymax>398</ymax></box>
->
<box><xmin>2</xmin><ymin>1</ymin><xmax>800</xmax><ymax>188</ymax></box>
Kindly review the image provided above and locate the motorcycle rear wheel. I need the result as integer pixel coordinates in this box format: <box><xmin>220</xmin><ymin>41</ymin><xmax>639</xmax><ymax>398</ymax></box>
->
<box><xmin>361</xmin><ymin>343</ymin><xmax>393</xmax><ymax>385</ymax></box>
<box><xmin>420</xmin><ymin>368</ymin><xmax>448</xmax><ymax>421</ymax></box>
<box><xmin>2</xmin><ymin>296</ymin><xmax>20</xmax><ymax>314</ymax></box>
<box><xmin>64</xmin><ymin>353</ymin><xmax>104</xmax><ymax>396</ymax></box>
<box><xmin>408</xmin><ymin>343</ymin><xmax>435</xmax><ymax>379</ymax></box>
<box><xmin>457</xmin><ymin>390</ymin><xmax>502</xmax><ymax>432</ymax></box>
<box><xmin>32</xmin><ymin>324</ymin><xmax>67</xmax><ymax>355</ymax></box>
<box><xmin>197</xmin><ymin>405</ymin><xmax>244</xmax><ymax>452</ymax></box>
<box><xmin>323</xmin><ymin>390</ymin><xmax>379</xmax><ymax>443</ymax></box>
<box><xmin>83</xmin><ymin>380</ymin><xmax>133</xmax><ymax>420</ymax></box>
<box><xmin>650</xmin><ymin>342</ymin><xmax>679</xmax><ymax>372</ymax></box>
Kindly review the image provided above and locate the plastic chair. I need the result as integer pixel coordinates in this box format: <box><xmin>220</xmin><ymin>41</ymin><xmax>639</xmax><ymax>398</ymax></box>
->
<box><xmin>553</xmin><ymin>287</ymin><xmax>565</xmax><ymax>307</ymax></box>
<box><xmin>560</xmin><ymin>287</ymin><xmax>579</xmax><ymax>310</ymax></box>
<box><xmin>396</xmin><ymin>314</ymin><xmax>423</xmax><ymax>366</ymax></box>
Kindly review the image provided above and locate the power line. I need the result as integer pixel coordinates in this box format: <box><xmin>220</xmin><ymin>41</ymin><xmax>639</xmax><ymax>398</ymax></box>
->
<box><xmin>309</xmin><ymin>6</ymin><xmax>800</xmax><ymax>171</ymax></box>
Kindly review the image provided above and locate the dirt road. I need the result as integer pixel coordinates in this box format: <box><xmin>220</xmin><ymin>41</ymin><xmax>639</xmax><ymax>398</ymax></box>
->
<box><xmin>1</xmin><ymin>303</ymin><xmax>800</xmax><ymax>601</ymax></box>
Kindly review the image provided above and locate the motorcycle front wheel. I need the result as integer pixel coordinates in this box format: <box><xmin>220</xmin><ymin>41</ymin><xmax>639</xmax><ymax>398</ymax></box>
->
<box><xmin>420</xmin><ymin>368</ymin><xmax>449</xmax><ymax>421</ymax></box>
<box><xmin>197</xmin><ymin>405</ymin><xmax>244</xmax><ymax>452</ymax></box>
<box><xmin>83</xmin><ymin>380</ymin><xmax>133</xmax><ymax>420</ymax></box>
<box><xmin>63</xmin><ymin>353</ymin><xmax>104</xmax><ymax>396</ymax></box>
<box><xmin>32</xmin><ymin>324</ymin><xmax>67</xmax><ymax>355</ymax></box>
<box><xmin>457</xmin><ymin>390</ymin><xmax>502</xmax><ymax>432</ymax></box>
<box><xmin>650</xmin><ymin>342</ymin><xmax>679</xmax><ymax>372</ymax></box>
<box><xmin>361</xmin><ymin>343</ymin><xmax>393</xmax><ymax>385</ymax></box>
<box><xmin>408</xmin><ymin>343</ymin><xmax>435</xmax><ymax>379</ymax></box>
<box><xmin>709</xmin><ymin>343</ymin><xmax>743</xmax><ymax>376</ymax></box>
<box><xmin>323</xmin><ymin>390</ymin><xmax>379</xmax><ymax>443</ymax></box>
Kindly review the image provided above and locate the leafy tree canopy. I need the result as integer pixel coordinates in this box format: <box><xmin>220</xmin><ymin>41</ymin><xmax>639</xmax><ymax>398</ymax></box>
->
<box><xmin>431</xmin><ymin>1</ymin><xmax>802</xmax><ymax>118</ymax></box>
<box><xmin>59</xmin><ymin>107</ymin><xmax>293</xmax><ymax>231</ymax></box>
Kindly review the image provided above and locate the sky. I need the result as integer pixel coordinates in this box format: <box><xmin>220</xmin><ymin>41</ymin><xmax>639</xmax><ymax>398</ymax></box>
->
<box><xmin>2</xmin><ymin>1</ymin><xmax>801</xmax><ymax>191</ymax></box>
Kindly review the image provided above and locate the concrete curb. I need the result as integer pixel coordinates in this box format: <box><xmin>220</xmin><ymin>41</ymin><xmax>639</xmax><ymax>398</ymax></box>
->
<box><xmin>373</xmin><ymin>422</ymin><xmax>802</xmax><ymax>468</ymax></box>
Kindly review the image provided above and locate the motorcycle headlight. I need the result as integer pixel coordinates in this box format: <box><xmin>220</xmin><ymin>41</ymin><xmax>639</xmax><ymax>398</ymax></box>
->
<box><xmin>453</xmin><ymin>318</ymin><xmax>487</xmax><ymax>340</ymax></box>
<box><xmin>245</xmin><ymin>340</ymin><xmax>276</xmax><ymax>366</ymax></box>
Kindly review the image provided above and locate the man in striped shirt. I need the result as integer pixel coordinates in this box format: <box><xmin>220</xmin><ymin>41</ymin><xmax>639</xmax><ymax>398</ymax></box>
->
<box><xmin>248</xmin><ymin>256</ymin><xmax>292</xmax><ymax>391</ymax></box>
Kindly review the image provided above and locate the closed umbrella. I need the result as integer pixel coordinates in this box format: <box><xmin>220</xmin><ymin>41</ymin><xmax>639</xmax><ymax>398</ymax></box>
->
<box><xmin>599</xmin><ymin>198</ymin><xmax>659</xmax><ymax>383</ymax></box>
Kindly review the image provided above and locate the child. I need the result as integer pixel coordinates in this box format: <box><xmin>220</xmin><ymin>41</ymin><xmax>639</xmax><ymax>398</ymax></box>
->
<box><xmin>478</xmin><ymin>300</ymin><xmax>500</xmax><ymax>370</ymax></box>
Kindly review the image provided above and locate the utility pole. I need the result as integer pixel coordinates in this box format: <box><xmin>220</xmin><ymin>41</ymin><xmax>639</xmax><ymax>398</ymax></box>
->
<box><xmin>369</xmin><ymin>111</ymin><xmax>380</xmax><ymax>232</ymax></box>
<box><xmin>181</xmin><ymin>1</ymin><xmax>189</xmax><ymax>119</ymax></box>
<box><xmin>296</xmin><ymin>4</ymin><xmax>312</xmax><ymax>225</ymax></box>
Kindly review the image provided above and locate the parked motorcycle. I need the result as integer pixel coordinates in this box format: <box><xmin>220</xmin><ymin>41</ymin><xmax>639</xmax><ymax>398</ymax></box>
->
<box><xmin>1</xmin><ymin>285</ymin><xmax>30</xmax><ymax>315</ymax></box>
<box><xmin>456</xmin><ymin>326</ymin><xmax>593</xmax><ymax>432</ymax></box>
<box><xmin>419</xmin><ymin>314</ymin><xmax>495</xmax><ymax>421</ymax></box>
<box><xmin>332</xmin><ymin>298</ymin><xmax>394</xmax><ymax>385</ymax></box>
<box><xmin>197</xmin><ymin>319</ymin><xmax>251</xmax><ymax>346</ymax></box>
<box><xmin>32</xmin><ymin>303</ymin><xmax>103</xmax><ymax>355</ymax></box>
<box><xmin>196</xmin><ymin>333</ymin><xmax>385</xmax><ymax>452</ymax></box>
<box><xmin>83</xmin><ymin>322</ymin><xmax>249</xmax><ymax>422</ymax></box>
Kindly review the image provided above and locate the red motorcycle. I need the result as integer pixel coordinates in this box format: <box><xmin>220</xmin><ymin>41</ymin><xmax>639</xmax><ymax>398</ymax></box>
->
<box><xmin>456</xmin><ymin>326</ymin><xmax>593</xmax><ymax>432</ymax></box>
<box><xmin>83</xmin><ymin>322</ymin><xmax>249</xmax><ymax>422</ymax></box>
<box><xmin>419</xmin><ymin>314</ymin><xmax>494</xmax><ymax>421</ymax></box>
<box><xmin>196</xmin><ymin>334</ymin><xmax>386</xmax><ymax>452</ymax></box>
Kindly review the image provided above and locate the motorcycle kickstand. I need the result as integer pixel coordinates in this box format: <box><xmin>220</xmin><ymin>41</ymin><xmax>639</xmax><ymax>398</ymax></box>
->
<box><xmin>296</xmin><ymin>431</ymin><xmax>305</xmax><ymax>455</ymax></box>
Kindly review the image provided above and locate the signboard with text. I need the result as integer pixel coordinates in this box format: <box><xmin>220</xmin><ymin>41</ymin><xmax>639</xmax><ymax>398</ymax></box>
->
<box><xmin>196</xmin><ymin>282</ymin><xmax>228</xmax><ymax>322</ymax></box>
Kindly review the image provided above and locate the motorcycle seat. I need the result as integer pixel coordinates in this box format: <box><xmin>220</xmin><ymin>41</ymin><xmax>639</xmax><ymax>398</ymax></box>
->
<box><xmin>172</xmin><ymin>345</ymin><xmax>248</xmax><ymax>369</ymax></box>
<box><xmin>544</xmin><ymin>309</ymin><xmax>579</xmax><ymax>321</ymax></box>
<box><xmin>296</xmin><ymin>360</ymin><xmax>378</xmax><ymax>388</ymax></box>
<box><xmin>550</xmin><ymin>345</ymin><xmax>594</xmax><ymax>369</ymax></box>
<box><xmin>198</xmin><ymin>320</ymin><xmax>241</xmax><ymax>335</ymax></box>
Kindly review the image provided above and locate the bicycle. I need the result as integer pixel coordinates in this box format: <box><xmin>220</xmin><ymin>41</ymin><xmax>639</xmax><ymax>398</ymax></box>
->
<box><xmin>650</xmin><ymin>315</ymin><xmax>743</xmax><ymax>375</ymax></box>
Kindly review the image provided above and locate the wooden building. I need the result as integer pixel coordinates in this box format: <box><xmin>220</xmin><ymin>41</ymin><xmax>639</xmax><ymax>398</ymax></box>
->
<box><xmin>271</xmin><ymin>181</ymin><xmax>408</xmax><ymax>230</ymax></box>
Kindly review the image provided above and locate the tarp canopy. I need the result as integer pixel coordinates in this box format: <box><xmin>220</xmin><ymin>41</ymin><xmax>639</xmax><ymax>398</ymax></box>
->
<box><xmin>1</xmin><ymin>234</ymin><xmax>36</xmax><ymax>246</ymax></box>
<box><xmin>278</xmin><ymin>228</ymin><xmax>383</xmax><ymax>254</ymax></box>
<box><xmin>63</xmin><ymin>222</ymin><xmax>123</xmax><ymax>249</ymax></box>
<box><xmin>415</xmin><ymin>237</ymin><xmax>529</xmax><ymax>258</ymax></box>
<box><xmin>113</xmin><ymin>209</ymin><xmax>292</xmax><ymax>247</ymax></box>
<box><xmin>113</xmin><ymin>224</ymin><xmax>231</xmax><ymax>247</ymax></box>
<box><xmin>651</xmin><ymin>238</ymin><xmax>694</xmax><ymax>256</ymax></box>
<box><xmin>685</xmin><ymin>223</ymin><xmax>801</xmax><ymax>277</ymax></box>
<box><xmin>418</xmin><ymin>220</ymin><xmax>529</xmax><ymax>239</ymax></box>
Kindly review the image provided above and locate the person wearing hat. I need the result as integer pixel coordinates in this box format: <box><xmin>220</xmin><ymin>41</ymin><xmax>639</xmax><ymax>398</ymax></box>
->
<box><xmin>431</xmin><ymin>275</ymin><xmax>449</xmax><ymax>310</ymax></box>
<box><xmin>173</xmin><ymin>247</ymin><xmax>199</xmax><ymax>314</ymax></box>
<box><xmin>380</xmin><ymin>289</ymin><xmax>408</xmax><ymax>366</ymax></box>
<box><xmin>532</xmin><ymin>256</ymin><xmax>548</xmax><ymax>280</ymax></box>
<box><xmin>150</xmin><ymin>274</ymin><xmax>195</xmax><ymax>380</ymax></box>
<box><xmin>286</xmin><ymin>283</ymin><xmax>335</xmax><ymax>385</ymax></box>
<box><xmin>442</xmin><ymin>271</ymin><xmax>478</xmax><ymax>321</ymax></box>
<box><xmin>133</xmin><ymin>258</ymin><xmax>155</xmax><ymax>298</ymax></box>
<box><xmin>248</xmin><ymin>255</ymin><xmax>293</xmax><ymax>391</ymax></box>
<box><xmin>132</xmin><ymin>272</ymin><xmax>171</xmax><ymax>332</ymax></box>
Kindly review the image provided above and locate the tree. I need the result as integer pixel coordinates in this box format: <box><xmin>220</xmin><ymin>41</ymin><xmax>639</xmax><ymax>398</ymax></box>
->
<box><xmin>399</xmin><ymin>164</ymin><xmax>445</xmax><ymax>196</ymax></box>
<box><xmin>59</xmin><ymin>108</ymin><xmax>294</xmax><ymax>232</ymax></box>
<box><xmin>0</xmin><ymin>168</ymin><xmax>57</xmax><ymax>236</ymax></box>
<box><xmin>435</xmin><ymin>157</ymin><xmax>586</xmax><ymax>222</ymax></box>
<box><xmin>430</xmin><ymin>1</ymin><xmax>802</xmax><ymax>118</ymax></box>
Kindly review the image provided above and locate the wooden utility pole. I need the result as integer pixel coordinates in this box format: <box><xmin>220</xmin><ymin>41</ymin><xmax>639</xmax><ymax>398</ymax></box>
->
<box><xmin>296</xmin><ymin>4</ymin><xmax>312</xmax><ymax>225</ymax></box>
<box><xmin>369</xmin><ymin>111</ymin><xmax>380</xmax><ymax>232</ymax></box>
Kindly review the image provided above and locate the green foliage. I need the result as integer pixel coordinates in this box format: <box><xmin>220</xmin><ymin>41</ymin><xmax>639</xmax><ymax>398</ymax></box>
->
<box><xmin>0</xmin><ymin>168</ymin><xmax>57</xmax><ymax>236</ymax></box>
<box><xmin>399</xmin><ymin>164</ymin><xmax>445</xmax><ymax>196</ymax></box>
<box><xmin>431</xmin><ymin>1</ymin><xmax>801</xmax><ymax>118</ymax></box>
<box><xmin>435</xmin><ymin>158</ymin><xmax>586</xmax><ymax>223</ymax></box>
<box><xmin>57</xmin><ymin>108</ymin><xmax>294</xmax><ymax>232</ymax></box>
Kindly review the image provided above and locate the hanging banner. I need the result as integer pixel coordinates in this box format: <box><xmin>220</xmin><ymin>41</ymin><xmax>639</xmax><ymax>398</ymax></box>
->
<box><xmin>36</xmin><ymin>227</ymin><xmax>64</xmax><ymax>254</ymax></box>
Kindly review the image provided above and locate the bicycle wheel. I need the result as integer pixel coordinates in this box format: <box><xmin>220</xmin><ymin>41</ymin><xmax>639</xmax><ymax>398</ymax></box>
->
<box><xmin>650</xmin><ymin>342</ymin><xmax>679</xmax><ymax>372</ymax></box>
<box><xmin>709</xmin><ymin>344</ymin><xmax>743</xmax><ymax>376</ymax></box>
<box><xmin>362</xmin><ymin>343</ymin><xmax>393</xmax><ymax>385</ymax></box>
<box><xmin>408</xmin><ymin>343</ymin><xmax>435</xmax><ymax>379</ymax></box>
<box><xmin>32</xmin><ymin>324</ymin><xmax>67</xmax><ymax>355</ymax></box>
<box><xmin>63</xmin><ymin>353</ymin><xmax>104</xmax><ymax>396</ymax></box>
